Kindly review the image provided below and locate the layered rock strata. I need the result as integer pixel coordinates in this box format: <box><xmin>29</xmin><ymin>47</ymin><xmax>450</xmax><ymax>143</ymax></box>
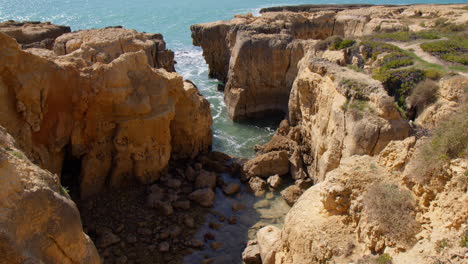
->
<box><xmin>0</xmin><ymin>27</ymin><xmax>212</xmax><ymax>199</ymax></box>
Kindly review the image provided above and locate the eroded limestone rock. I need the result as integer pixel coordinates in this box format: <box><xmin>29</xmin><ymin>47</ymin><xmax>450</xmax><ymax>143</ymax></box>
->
<box><xmin>0</xmin><ymin>126</ymin><xmax>100</xmax><ymax>264</ymax></box>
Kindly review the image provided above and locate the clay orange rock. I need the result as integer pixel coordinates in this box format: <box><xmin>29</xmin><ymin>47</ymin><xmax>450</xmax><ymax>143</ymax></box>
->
<box><xmin>0</xmin><ymin>28</ymin><xmax>212</xmax><ymax>199</ymax></box>
<box><xmin>0</xmin><ymin>126</ymin><xmax>100</xmax><ymax>264</ymax></box>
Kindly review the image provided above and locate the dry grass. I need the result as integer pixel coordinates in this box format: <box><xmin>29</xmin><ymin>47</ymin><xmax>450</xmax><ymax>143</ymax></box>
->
<box><xmin>363</xmin><ymin>183</ymin><xmax>420</xmax><ymax>246</ymax></box>
<box><xmin>406</xmin><ymin>80</ymin><xmax>439</xmax><ymax>115</ymax></box>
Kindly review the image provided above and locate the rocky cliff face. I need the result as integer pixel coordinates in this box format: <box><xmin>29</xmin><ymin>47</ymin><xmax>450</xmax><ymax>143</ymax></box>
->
<box><xmin>192</xmin><ymin>4</ymin><xmax>467</xmax><ymax>264</ymax></box>
<box><xmin>0</xmin><ymin>27</ymin><xmax>212</xmax><ymax>199</ymax></box>
<box><xmin>191</xmin><ymin>4</ymin><xmax>467</xmax><ymax>121</ymax></box>
<box><xmin>0</xmin><ymin>20</ymin><xmax>70</xmax><ymax>49</ymax></box>
<box><xmin>0</xmin><ymin>126</ymin><xmax>100</xmax><ymax>264</ymax></box>
<box><xmin>288</xmin><ymin>56</ymin><xmax>410</xmax><ymax>181</ymax></box>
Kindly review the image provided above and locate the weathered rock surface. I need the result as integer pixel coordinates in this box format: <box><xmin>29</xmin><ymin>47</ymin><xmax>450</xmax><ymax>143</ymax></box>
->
<box><xmin>191</xmin><ymin>4</ymin><xmax>467</xmax><ymax>120</ymax></box>
<box><xmin>262</xmin><ymin>144</ymin><xmax>467</xmax><ymax>263</ymax></box>
<box><xmin>0</xmin><ymin>126</ymin><xmax>100</xmax><ymax>264</ymax></box>
<box><xmin>0</xmin><ymin>28</ymin><xmax>212</xmax><ymax>198</ymax></box>
<box><xmin>257</xmin><ymin>225</ymin><xmax>281</xmax><ymax>264</ymax></box>
<box><xmin>0</xmin><ymin>20</ymin><xmax>70</xmax><ymax>48</ymax></box>
<box><xmin>188</xmin><ymin>188</ymin><xmax>215</xmax><ymax>207</ymax></box>
<box><xmin>53</xmin><ymin>27</ymin><xmax>175</xmax><ymax>71</ymax></box>
<box><xmin>288</xmin><ymin>58</ymin><xmax>410</xmax><ymax>181</ymax></box>
<box><xmin>416</xmin><ymin>75</ymin><xmax>468</xmax><ymax>129</ymax></box>
<box><xmin>243</xmin><ymin>150</ymin><xmax>290</xmax><ymax>178</ymax></box>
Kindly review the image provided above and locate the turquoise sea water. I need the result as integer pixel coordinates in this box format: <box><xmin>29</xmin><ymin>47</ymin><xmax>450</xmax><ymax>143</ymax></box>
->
<box><xmin>1</xmin><ymin>0</ymin><xmax>464</xmax><ymax>158</ymax></box>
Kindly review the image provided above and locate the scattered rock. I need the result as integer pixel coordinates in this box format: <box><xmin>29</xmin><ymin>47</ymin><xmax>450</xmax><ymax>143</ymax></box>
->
<box><xmin>158</xmin><ymin>242</ymin><xmax>170</xmax><ymax>252</ymax></box>
<box><xmin>267</xmin><ymin>175</ymin><xmax>282</xmax><ymax>189</ymax></box>
<box><xmin>232</xmin><ymin>202</ymin><xmax>245</xmax><ymax>212</ymax></box>
<box><xmin>204</xmin><ymin>232</ymin><xmax>215</xmax><ymax>241</ymax></box>
<box><xmin>166</xmin><ymin>178</ymin><xmax>182</xmax><ymax>188</ymax></box>
<box><xmin>185</xmin><ymin>166</ymin><xmax>197</xmax><ymax>181</ymax></box>
<box><xmin>173</xmin><ymin>200</ymin><xmax>191</xmax><ymax>210</ymax></box>
<box><xmin>223</xmin><ymin>183</ymin><xmax>241</xmax><ymax>195</ymax></box>
<box><xmin>281</xmin><ymin>185</ymin><xmax>303</xmax><ymax>206</ymax></box>
<box><xmin>154</xmin><ymin>201</ymin><xmax>174</xmax><ymax>216</ymax></box>
<box><xmin>188</xmin><ymin>188</ymin><xmax>215</xmax><ymax>207</ymax></box>
<box><xmin>242</xmin><ymin>240</ymin><xmax>261</xmax><ymax>264</ymax></box>
<box><xmin>254</xmin><ymin>200</ymin><xmax>270</xmax><ymax>209</ymax></box>
<box><xmin>248</xmin><ymin>177</ymin><xmax>268</xmax><ymax>196</ymax></box>
<box><xmin>127</xmin><ymin>235</ymin><xmax>137</xmax><ymax>244</ymax></box>
<box><xmin>243</xmin><ymin>151</ymin><xmax>290</xmax><ymax>178</ymax></box>
<box><xmin>211</xmin><ymin>242</ymin><xmax>222</xmax><ymax>251</ymax></box>
<box><xmin>195</xmin><ymin>170</ymin><xmax>217</xmax><ymax>189</ymax></box>
<box><xmin>137</xmin><ymin>228</ymin><xmax>152</xmax><ymax>236</ymax></box>
<box><xmin>97</xmin><ymin>228</ymin><xmax>121</xmax><ymax>248</ymax></box>
<box><xmin>184</xmin><ymin>216</ymin><xmax>195</xmax><ymax>228</ymax></box>
<box><xmin>187</xmin><ymin>238</ymin><xmax>204</xmax><ymax>248</ymax></box>
<box><xmin>295</xmin><ymin>178</ymin><xmax>314</xmax><ymax>190</ymax></box>
<box><xmin>228</xmin><ymin>216</ymin><xmax>238</xmax><ymax>225</ymax></box>
<box><xmin>209</xmin><ymin>222</ymin><xmax>222</xmax><ymax>230</ymax></box>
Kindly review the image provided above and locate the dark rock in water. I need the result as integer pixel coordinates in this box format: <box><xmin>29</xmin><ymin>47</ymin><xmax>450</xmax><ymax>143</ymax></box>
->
<box><xmin>248</xmin><ymin>177</ymin><xmax>267</xmax><ymax>197</ymax></box>
<box><xmin>223</xmin><ymin>183</ymin><xmax>241</xmax><ymax>195</ymax></box>
<box><xmin>188</xmin><ymin>188</ymin><xmax>215</xmax><ymax>207</ymax></box>
<box><xmin>195</xmin><ymin>170</ymin><xmax>217</xmax><ymax>189</ymax></box>
<box><xmin>267</xmin><ymin>175</ymin><xmax>282</xmax><ymax>189</ymax></box>
<box><xmin>173</xmin><ymin>200</ymin><xmax>191</xmax><ymax>210</ymax></box>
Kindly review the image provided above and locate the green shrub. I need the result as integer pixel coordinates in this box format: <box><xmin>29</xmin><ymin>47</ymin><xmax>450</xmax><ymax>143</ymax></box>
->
<box><xmin>347</xmin><ymin>64</ymin><xmax>364</xmax><ymax>72</ymax></box>
<box><xmin>415</xmin><ymin>31</ymin><xmax>441</xmax><ymax>40</ymax></box>
<box><xmin>420</xmin><ymin>37</ymin><xmax>468</xmax><ymax>65</ymax></box>
<box><xmin>330</xmin><ymin>38</ymin><xmax>356</xmax><ymax>50</ymax></box>
<box><xmin>424</xmin><ymin>69</ymin><xmax>444</xmax><ymax>80</ymax></box>
<box><xmin>379</xmin><ymin>52</ymin><xmax>414</xmax><ymax>70</ymax></box>
<box><xmin>376</xmin><ymin>254</ymin><xmax>393</xmax><ymax>264</ymax></box>
<box><xmin>461</xmin><ymin>231</ymin><xmax>468</xmax><ymax>247</ymax></box>
<box><xmin>363</xmin><ymin>183</ymin><xmax>420</xmax><ymax>246</ymax></box>
<box><xmin>440</xmin><ymin>53</ymin><xmax>468</xmax><ymax>65</ymax></box>
<box><xmin>435</xmin><ymin>239</ymin><xmax>449</xmax><ymax>253</ymax></box>
<box><xmin>359</xmin><ymin>41</ymin><xmax>402</xmax><ymax>61</ymax></box>
<box><xmin>406</xmin><ymin>80</ymin><xmax>439</xmax><ymax>114</ymax></box>
<box><xmin>373</xmin><ymin>67</ymin><xmax>425</xmax><ymax>109</ymax></box>
<box><xmin>315</xmin><ymin>36</ymin><xmax>342</xmax><ymax>51</ymax></box>
<box><xmin>340</xmin><ymin>79</ymin><xmax>369</xmax><ymax>100</ymax></box>
<box><xmin>367</xmin><ymin>31</ymin><xmax>440</xmax><ymax>42</ymax></box>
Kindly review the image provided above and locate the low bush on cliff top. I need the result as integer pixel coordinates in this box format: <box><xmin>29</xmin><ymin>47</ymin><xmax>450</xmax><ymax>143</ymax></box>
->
<box><xmin>367</xmin><ymin>31</ymin><xmax>440</xmax><ymax>42</ymax></box>
<box><xmin>330</xmin><ymin>38</ymin><xmax>356</xmax><ymax>50</ymax></box>
<box><xmin>378</xmin><ymin>52</ymin><xmax>414</xmax><ymax>70</ymax></box>
<box><xmin>413</xmin><ymin>101</ymin><xmax>468</xmax><ymax>184</ymax></box>
<box><xmin>363</xmin><ymin>183</ymin><xmax>420</xmax><ymax>246</ymax></box>
<box><xmin>406</xmin><ymin>80</ymin><xmax>439</xmax><ymax>116</ymax></box>
<box><xmin>373</xmin><ymin>67</ymin><xmax>426</xmax><ymax>109</ymax></box>
<box><xmin>315</xmin><ymin>36</ymin><xmax>356</xmax><ymax>51</ymax></box>
<box><xmin>420</xmin><ymin>37</ymin><xmax>468</xmax><ymax>65</ymax></box>
<box><xmin>359</xmin><ymin>41</ymin><xmax>402</xmax><ymax>61</ymax></box>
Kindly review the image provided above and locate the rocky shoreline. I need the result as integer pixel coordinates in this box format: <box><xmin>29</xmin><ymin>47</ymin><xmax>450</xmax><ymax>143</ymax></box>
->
<box><xmin>192</xmin><ymin>3</ymin><xmax>467</xmax><ymax>264</ymax></box>
<box><xmin>0</xmin><ymin>3</ymin><xmax>467</xmax><ymax>264</ymax></box>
